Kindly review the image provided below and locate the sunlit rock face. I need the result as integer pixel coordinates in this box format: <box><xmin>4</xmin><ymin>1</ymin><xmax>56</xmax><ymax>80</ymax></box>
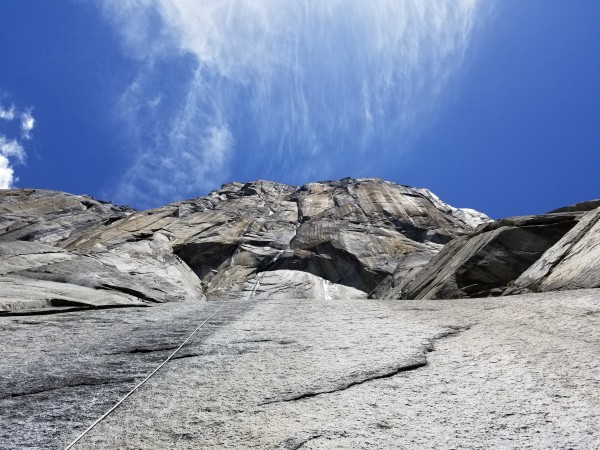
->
<box><xmin>0</xmin><ymin>188</ymin><xmax>133</xmax><ymax>245</ymax></box>
<box><xmin>170</xmin><ymin>178</ymin><xmax>489</xmax><ymax>297</ymax></box>
<box><xmin>0</xmin><ymin>189</ymin><xmax>206</xmax><ymax>313</ymax></box>
<box><xmin>0</xmin><ymin>178</ymin><xmax>489</xmax><ymax>312</ymax></box>
<box><xmin>3</xmin><ymin>180</ymin><xmax>597</xmax><ymax>312</ymax></box>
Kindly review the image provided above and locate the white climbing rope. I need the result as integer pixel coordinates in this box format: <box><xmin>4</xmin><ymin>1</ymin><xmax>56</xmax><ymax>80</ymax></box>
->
<box><xmin>249</xmin><ymin>273</ymin><xmax>262</xmax><ymax>299</ymax></box>
<box><xmin>64</xmin><ymin>303</ymin><xmax>225</xmax><ymax>450</ymax></box>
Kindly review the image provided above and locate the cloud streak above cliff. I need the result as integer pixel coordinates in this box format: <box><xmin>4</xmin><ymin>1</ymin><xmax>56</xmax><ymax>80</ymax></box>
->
<box><xmin>100</xmin><ymin>0</ymin><xmax>489</xmax><ymax>207</ymax></box>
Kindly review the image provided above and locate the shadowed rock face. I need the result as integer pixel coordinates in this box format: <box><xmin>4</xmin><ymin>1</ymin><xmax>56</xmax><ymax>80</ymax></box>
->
<box><xmin>506</xmin><ymin>206</ymin><xmax>600</xmax><ymax>294</ymax></box>
<box><xmin>393</xmin><ymin>213</ymin><xmax>581</xmax><ymax>300</ymax></box>
<box><xmin>0</xmin><ymin>179</ymin><xmax>489</xmax><ymax>312</ymax></box>
<box><xmin>381</xmin><ymin>200</ymin><xmax>600</xmax><ymax>300</ymax></box>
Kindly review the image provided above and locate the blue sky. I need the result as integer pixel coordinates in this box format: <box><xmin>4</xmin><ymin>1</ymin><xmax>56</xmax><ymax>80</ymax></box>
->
<box><xmin>1</xmin><ymin>1</ymin><xmax>598</xmax><ymax>219</ymax></box>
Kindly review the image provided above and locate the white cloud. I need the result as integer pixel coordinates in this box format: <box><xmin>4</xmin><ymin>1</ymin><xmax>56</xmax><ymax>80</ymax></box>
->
<box><xmin>0</xmin><ymin>136</ymin><xmax>25</xmax><ymax>189</ymax></box>
<box><xmin>0</xmin><ymin>156</ymin><xmax>16</xmax><ymax>188</ymax></box>
<box><xmin>99</xmin><ymin>0</ymin><xmax>491</xmax><ymax>207</ymax></box>
<box><xmin>0</xmin><ymin>102</ymin><xmax>34</xmax><ymax>188</ymax></box>
<box><xmin>0</xmin><ymin>136</ymin><xmax>25</xmax><ymax>160</ymax></box>
<box><xmin>0</xmin><ymin>105</ymin><xmax>15</xmax><ymax>121</ymax></box>
<box><xmin>20</xmin><ymin>111</ymin><xmax>35</xmax><ymax>140</ymax></box>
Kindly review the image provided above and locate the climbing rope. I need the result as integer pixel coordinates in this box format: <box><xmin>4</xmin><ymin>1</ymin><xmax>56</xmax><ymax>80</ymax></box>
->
<box><xmin>64</xmin><ymin>303</ymin><xmax>225</xmax><ymax>450</ymax></box>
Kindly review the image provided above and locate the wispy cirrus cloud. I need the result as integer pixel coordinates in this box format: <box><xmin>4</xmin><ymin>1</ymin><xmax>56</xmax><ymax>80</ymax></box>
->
<box><xmin>0</xmin><ymin>101</ymin><xmax>35</xmax><ymax>188</ymax></box>
<box><xmin>99</xmin><ymin>0</ymin><xmax>491</xmax><ymax>207</ymax></box>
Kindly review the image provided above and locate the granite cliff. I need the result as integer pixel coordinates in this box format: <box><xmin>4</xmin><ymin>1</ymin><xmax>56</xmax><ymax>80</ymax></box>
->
<box><xmin>2</xmin><ymin>178</ymin><xmax>491</xmax><ymax>312</ymax></box>
<box><xmin>1</xmin><ymin>178</ymin><xmax>599</xmax><ymax>313</ymax></box>
<box><xmin>1</xmin><ymin>178</ymin><xmax>600</xmax><ymax>449</ymax></box>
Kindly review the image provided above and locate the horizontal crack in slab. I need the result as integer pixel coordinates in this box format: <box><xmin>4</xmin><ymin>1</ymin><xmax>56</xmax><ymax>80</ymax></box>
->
<box><xmin>279</xmin><ymin>430</ymin><xmax>349</xmax><ymax>450</ymax></box>
<box><xmin>285</xmin><ymin>433</ymin><xmax>323</xmax><ymax>450</ymax></box>
<box><xmin>260</xmin><ymin>361</ymin><xmax>426</xmax><ymax>405</ymax></box>
<box><xmin>171</xmin><ymin>352</ymin><xmax>202</xmax><ymax>361</ymax></box>
<box><xmin>124</xmin><ymin>346</ymin><xmax>179</xmax><ymax>354</ymax></box>
<box><xmin>261</xmin><ymin>324</ymin><xmax>473</xmax><ymax>405</ymax></box>
<box><xmin>0</xmin><ymin>304</ymin><xmax>149</xmax><ymax>317</ymax></box>
<box><xmin>4</xmin><ymin>378</ymin><xmax>137</xmax><ymax>399</ymax></box>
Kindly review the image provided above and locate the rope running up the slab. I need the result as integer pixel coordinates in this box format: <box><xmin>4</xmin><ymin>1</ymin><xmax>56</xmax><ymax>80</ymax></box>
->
<box><xmin>64</xmin><ymin>303</ymin><xmax>225</xmax><ymax>450</ymax></box>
